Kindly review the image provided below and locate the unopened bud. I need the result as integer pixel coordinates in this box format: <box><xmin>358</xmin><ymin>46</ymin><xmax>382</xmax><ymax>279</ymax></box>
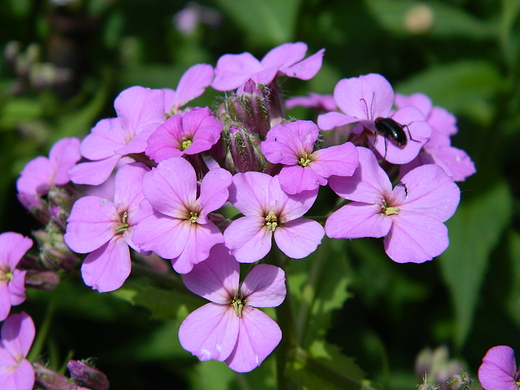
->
<box><xmin>443</xmin><ymin>371</ymin><xmax>472</xmax><ymax>390</ymax></box>
<box><xmin>25</xmin><ymin>270</ymin><xmax>60</xmax><ymax>291</ymax></box>
<box><xmin>34</xmin><ymin>363</ymin><xmax>76</xmax><ymax>390</ymax></box>
<box><xmin>17</xmin><ymin>192</ymin><xmax>50</xmax><ymax>225</ymax></box>
<box><xmin>67</xmin><ymin>359</ymin><xmax>110</xmax><ymax>390</ymax></box>
<box><xmin>225</xmin><ymin>125</ymin><xmax>265</xmax><ymax>173</ymax></box>
<box><xmin>33</xmin><ymin>224</ymin><xmax>80</xmax><ymax>270</ymax></box>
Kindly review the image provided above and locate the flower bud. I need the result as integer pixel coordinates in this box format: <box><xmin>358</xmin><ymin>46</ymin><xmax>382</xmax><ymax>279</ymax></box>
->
<box><xmin>24</xmin><ymin>270</ymin><xmax>61</xmax><ymax>291</ymax></box>
<box><xmin>17</xmin><ymin>192</ymin><xmax>51</xmax><ymax>225</ymax></box>
<box><xmin>225</xmin><ymin>125</ymin><xmax>265</xmax><ymax>173</ymax></box>
<box><xmin>34</xmin><ymin>363</ymin><xmax>77</xmax><ymax>390</ymax></box>
<box><xmin>67</xmin><ymin>359</ymin><xmax>110</xmax><ymax>390</ymax></box>
<box><xmin>33</xmin><ymin>223</ymin><xmax>80</xmax><ymax>270</ymax></box>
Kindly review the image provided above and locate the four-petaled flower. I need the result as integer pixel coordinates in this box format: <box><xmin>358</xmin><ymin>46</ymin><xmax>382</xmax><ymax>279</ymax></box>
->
<box><xmin>179</xmin><ymin>244</ymin><xmax>286</xmax><ymax>373</ymax></box>
<box><xmin>325</xmin><ymin>147</ymin><xmax>460</xmax><ymax>263</ymax></box>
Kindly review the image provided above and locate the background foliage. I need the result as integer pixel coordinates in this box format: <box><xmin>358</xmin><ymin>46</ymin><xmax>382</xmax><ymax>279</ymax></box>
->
<box><xmin>1</xmin><ymin>0</ymin><xmax>519</xmax><ymax>389</ymax></box>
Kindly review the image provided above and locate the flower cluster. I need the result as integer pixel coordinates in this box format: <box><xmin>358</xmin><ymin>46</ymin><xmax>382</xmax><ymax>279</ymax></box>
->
<box><xmin>9</xmin><ymin>40</ymin><xmax>474</xmax><ymax>379</ymax></box>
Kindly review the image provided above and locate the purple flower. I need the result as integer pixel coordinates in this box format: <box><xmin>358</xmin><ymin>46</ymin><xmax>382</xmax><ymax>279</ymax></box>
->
<box><xmin>179</xmin><ymin>244</ymin><xmax>285</xmax><ymax>372</ymax></box>
<box><xmin>69</xmin><ymin>86</ymin><xmax>165</xmax><ymax>185</ymax></box>
<box><xmin>0</xmin><ymin>232</ymin><xmax>32</xmax><ymax>321</ymax></box>
<box><xmin>163</xmin><ymin>63</ymin><xmax>214</xmax><ymax>115</ymax></box>
<box><xmin>132</xmin><ymin>157</ymin><xmax>232</xmax><ymax>274</ymax></box>
<box><xmin>325</xmin><ymin>147</ymin><xmax>460</xmax><ymax>263</ymax></box>
<box><xmin>64</xmin><ymin>163</ymin><xmax>150</xmax><ymax>292</ymax></box>
<box><xmin>261</xmin><ymin>120</ymin><xmax>359</xmax><ymax>194</ymax></box>
<box><xmin>395</xmin><ymin>92</ymin><xmax>476</xmax><ymax>181</ymax></box>
<box><xmin>318</xmin><ymin>73</ymin><xmax>431</xmax><ymax>164</ymax></box>
<box><xmin>223</xmin><ymin>172</ymin><xmax>324</xmax><ymax>263</ymax></box>
<box><xmin>285</xmin><ymin>92</ymin><xmax>336</xmax><ymax>112</ymax></box>
<box><xmin>146</xmin><ymin>107</ymin><xmax>222</xmax><ymax>163</ymax></box>
<box><xmin>212</xmin><ymin>42</ymin><xmax>325</xmax><ymax>92</ymax></box>
<box><xmin>17</xmin><ymin>137</ymin><xmax>81</xmax><ymax>196</ymax></box>
<box><xmin>478</xmin><ymin>346</ymin><xmax>520</xmax><ymax>390</ymax></box>
<box><xmin>0</xmin><ymin>312</ymin><xmax>35</xmax><ymax>390</ymax></box>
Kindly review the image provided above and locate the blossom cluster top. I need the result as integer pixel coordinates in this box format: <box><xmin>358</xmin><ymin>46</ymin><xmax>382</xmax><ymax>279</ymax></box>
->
<box><xmin>12</xmin><ymin>41</ymin><xmax>475</xmax><ymax>374</ymax></box>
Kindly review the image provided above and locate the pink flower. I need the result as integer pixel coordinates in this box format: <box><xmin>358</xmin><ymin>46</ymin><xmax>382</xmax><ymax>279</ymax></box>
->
<box><xmin>132</xmin><ymin>157</ymin><xmax>232</xmax><ymax>274</ymax></box>
<box><xmin>69</xmin><ymin>86</ymin><xmax>165</xmax><ymax>185</ymax></box>
<box><xmin>318</xmin><ymin>73</ymin><xmax>431</xmax><ymax>164</ymax></box>
<box><xmin>64</xmin><ymin>163</ymin><xmax>150</xmax><ymax>292</ymax></box>
<box><xmin>478</xmin><ymin>346</ymin><xmax>520</xmax><ymax>390</ymax></box>
<box><xmin>163</xmin><ymin>63</ymin><xmax>214</xmax><ymax>115</ymax></box>
<box><xmin>285</xmin><ymin>92</ymin><xmax>336</xmax><ymax>112</ymax></box>
<box><xmin>17</xmin><ymin>137</ymin><xmax>81</xmax><ymax>196</ymax></box>
<box><xmin>212</xmin><ymin>42</ymin><xmax>324</xmax><ymax>92</ymax></box>
<box><xmin>261</xmin><ymin>120</ymin><xmax>359</xmax><ymax>194</ymax></box>
<box><xmin>0</xmin><ymin>232</ymin><xmax>32</xmax><ymax>321</ymax></box>
<box><xmin>224</xmin><ymin>172</ymin><xmax>324</xmax><ymax>263</ymax></box>
<box><xmin>145</xmin><ymin>107</ymin><xmax>222</xmax><ymax>163</ymax></box>
<box><xmin>0</xmin><ymin>312</ymin><xmax>35</xmax><ymax>390</ymax></box>
<box><xmin>395</xmin><ymin>92</ymin><xmax>476</xmax><ymax>181</ymax></box>
<box><xmin>325</xmin><ymin>147</ymin><xmax>460</xmax><ymax>263</ymax></box>
<box><xmin>179</xmin><ymin>244</ymin><xmax>285</xmax><ymax>372</ymax></box>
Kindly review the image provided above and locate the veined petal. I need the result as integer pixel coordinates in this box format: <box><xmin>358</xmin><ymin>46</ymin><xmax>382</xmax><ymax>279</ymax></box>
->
<box><xmin>325</xmin><ymin>202</ymin><xmax>391</xmax><ymax>239</ymax></box>
<box><xmin>225</xmin><ymin>307</ymin><xmax>281</xmax><ymax>373</ymax></box>
<box><xmin>145</xmin><ymin>115</ymin><xmax>184</xmax><ymax>162</ymax></box>
<box><xmin>142</xmin><ymin>157</ymin><xmax>197</xmax><ymax>218</ymax></box>
<box><xmin>328</xmin><ymin>147</ymin><xmax>391</xmax><ymax>203</ymax></box>
<box><xmin>81</xmin><ymin>237</ymin><xmax>131</xmax><ymax>292</ymax></box>
<box><xmin>384</xmin><ymin>212</ymin><xmax>448</xmax><ymax>263</ymax></box>
<box><xmin>113</xmin><ymin>162</ymin><xmax>149</xmax><ymax>213</ymax></box>
<box><xmin>274</xmin><ymin>219</ymin><xmax>324</xmax><ymax>259</ymax></box>
<box><xmin>281</xmin><ymin>48</ymin><xmax>325</xmax><ymax>80</ymax></box>
<box><xmin>80</xmin><ymin>118</ymin><xmax>125</xmax><ymax>160</ymax></box>
<box><xmin>50</xmin><ymin>137</ymin><xmax>81</xmax><ymax>185</ymax></box>
<box><xmin>68</xmin><ymin>155</ymin><xmax>121</xmax><ymax>186</ymax></box>
<box><xmin>0</xmin><ymin>285</ymin><xmax>12</xmax><ymax>322</ymax></box>
<box><xmin>261</xmin><ymin>42</ymin><xmax>307</xmax><ymax>69</ymax></box>
<box><xmin>241</xmin><ymin>264</ymin><xmax>286</xmax><ymax>308</ymax></box>
<box><xmin>197</xmin><ymin>168</ymin><xmax>232</xmax><ymax>217</ymax></box>
<box><xmin>400</xmin><ymin>164</ymin><xmax>460</xmax><ymax>222</ymax></box>
<box><xmin>479</xmin><ymin>346</ymin><xmax>519</xmax><ymax>390</ymax></box>
<box><xmin>212</xmin><ymin>52</ymin><xmax>263</xmax><ymax>91</ymax></box>
<box><xmin>8</xmin><ymin>270</ymin><xmax>26</xmax><ymax>307</ymax></box>
<box><xmin>11</xmin><ymin>359</ymin><xmax>35</xmax><ymax>390</ymax></box>
<box><xmin>317</xmin><ymin>111</ymin><xmax>358</xmax><ymax>130</ymax></box>
<box><xmin>170</xmin><ymin>64</ymin><xmax>214</xmax><ymax>111</ymax></box>
<box><xmin>1</xmin><ymin>312</ymin><xmax>35</xmax><ymax>359</ymax></box>
<box><xmin>0</xmin><ymin>233</ymin><xmax>33</xmax><ymax>270</ymax></box>
<box><xmin>311</xmin><ymin>141</ymin><xmax>359</xmax><ymax>179</ymax></box>
<box><xmin>270</xmin><ymin>176</ymin><xmax>318</xmax><ymax>220</ymax></box>
<box><xmin>183</xmin><ymin>244</ymin><xmax>239</xmax><ymax>304</ymax></box>
<box><xmin>224</xmin><ymin>217</ymin><xmax>272</xmax><ymax>263</ymax></box>
<box><xmin>16</xmin><ymin>157</ymin><xmax>53</xmax><ymax>196</ymax></box>
<box><xmin>65</xmin><ymin>197</ymin><xmax>118</xmax><ymax>253</ymax></box>
<box><xmin>179</xmin><ymin>303</ymin><xmax>239</xmax><ymax>362</ymax></box>
<box><xmin>279</xmin><ymin>165</ymin><xmax>324</xmax><ymax>195</ymax></box>
<box><xmin>229</xmin><ymin>172</ymin><xmax>271</xmax><ymax>216</ymax></box>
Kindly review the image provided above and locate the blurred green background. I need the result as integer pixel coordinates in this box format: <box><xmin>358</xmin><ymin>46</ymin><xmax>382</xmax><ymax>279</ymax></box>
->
<box><xmin>1</xmin><ymin>0</ymin><xmax>519</xmax><ymax>389</ymax></box>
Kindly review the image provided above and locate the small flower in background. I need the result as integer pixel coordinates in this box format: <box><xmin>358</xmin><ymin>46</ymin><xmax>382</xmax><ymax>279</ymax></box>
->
<box><xmin>65</xmin><ymin>163</ymin><xmax>150</xmax><ymax>292</ymax></box>
<box><xmin>0</xmin><ymin>312</ymin><xmax>35</xmax><ymax>390</ymax></box>
<box><xmin>0</xmin><ymin>233</ymin><xmax>33</xmax><ymax>321</ymax></box>
<box><xmin>318</xmin><ymin>73</ymin><xmax>431</xmax><ymax>164</ymax></box>
<box><xmin>212</xmin><ymin>42</ymin><xmax>325</xmax><ymax>93</ymax></box>
<box><xmin>146</xmin><ymin>107</ymin><xmax>222</xmax><ymax>163</ymax></box>
<box><xmin>224</xmin><ymin>172</ymin><xmax>324</xmax><ymax>263</ymax></box>
<box><xmin>261</xmin><ymin>119</ymin><xmax>359</xmax><ymax>194</ymax></box>
<box><xmin>17</xmin><ymin>137</ymin><xmax>81</xmax><ymax>197</ymax></box>
<box><xmin>133</xmin><ymin>157</ymin><xmax>232</xmax><ymax>274</ymax></box>
<box><xmin>326</xmin><ymin>147</ymin><xmax>460</xmax><ymax>263</ymax></box>
<box><xmin>285</xmin><ymin>92</ymin><xmax>337</xmax><ymax>112</ymax></box>
<box><xmin>479</xmin><ymin>346</ymin><xmax>520</xmax><ymax>390</ymax></box>
<box><xmin>179</xmin><ymin>244</ymin><xmax>286</xmax><ymax>372</ymax></box>
<box><xmin>172</xmin><ymin>2</ymin><xmax>222</xmax><ymax>36</ymax></box>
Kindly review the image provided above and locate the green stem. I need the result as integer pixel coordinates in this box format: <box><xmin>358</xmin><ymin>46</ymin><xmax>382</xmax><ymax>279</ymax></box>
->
<box><xmin>27</xmin><ymin>302</ymin><xmax>56</xmax><ymax>362</ymax></box>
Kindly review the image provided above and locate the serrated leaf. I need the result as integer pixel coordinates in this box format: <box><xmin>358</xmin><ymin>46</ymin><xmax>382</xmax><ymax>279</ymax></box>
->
<box><xmin>214</xmin><ymin>0</ymin><xmax>301</xmax><ymax>46</ymax></box>
<box><xmin>112</xmin><ymin>278</ymin><xmax>203</xmax><ymax>320</ymax></box>
<box><xmin>439</xmin><ymin>180</ymin><xmax>512</xmax><ymax>348</ymax></box>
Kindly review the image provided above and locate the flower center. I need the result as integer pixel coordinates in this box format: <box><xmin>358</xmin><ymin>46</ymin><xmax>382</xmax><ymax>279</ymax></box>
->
<box><xmin>265</xmin><ymin>210</ymin><xmax>278</xmax><ymax>231</ymax></box>
<box><xmin>381</xmin><ymin>199</ymin><xmax>399</xmax><ymax>216</ymax></box>
<box><xmin>0</xmin><ymin>268</ymin><xmax>13</xmax><ymax>283</ymax></box>
<box><xmin>114</xmin><ymin>211</ymin><xmax>129</xmax><ymax>234</ymax></box>
<box><xmin>189</xmin><ymin>211</ymin><xmax>199</xmax><ymax>223</ymax></box>
<box><xmin>181</xmin><ymin>139</ymin><xmax>193</xmax><ymax>151</ymax></box>
<box><xmin>298</xmin><ymin>153</ymin><xmax>312</xmax><ymax>167</ymax></box>
<box><xmin>230</xmin><ymin>289</ymin><xmax>246</xmax><ymax>317</ymax></box>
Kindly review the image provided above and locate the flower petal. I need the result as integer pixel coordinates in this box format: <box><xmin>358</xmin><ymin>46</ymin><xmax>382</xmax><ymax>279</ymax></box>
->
<box><xmin>325</xmin><ymin>202</ymin><xmax>391</xmax><ymax>239</ymax></box>
<box><xmin>479</xmin><ymin>346</ymin><xmax>519</xmax><ymax>390</ymax></box>
<box><xmin>241</xmin><ymin>264</ymin><xmax>286</xmax><ymax>308</ymax></box>
<box><xmin>274</xmin><ymin>219</ymin><xmax>324</xmax><ymax>259</ymax></box>
<box><xmin>224</xmin><ymin>216</ymin><xmax>272</xmax><ymax>263</ymax></box>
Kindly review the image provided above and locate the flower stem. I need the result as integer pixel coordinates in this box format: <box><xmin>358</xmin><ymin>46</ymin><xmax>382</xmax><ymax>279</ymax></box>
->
<box><xmin>27</xmin><ymin>302</ymin><xmax>55</xmax><ymax>362</ymax></box>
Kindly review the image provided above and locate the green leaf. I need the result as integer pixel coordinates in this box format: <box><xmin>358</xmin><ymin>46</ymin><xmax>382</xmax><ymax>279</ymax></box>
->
<box><xmin>0</xmin><ymin>97</ymin><xmax>43</xmax><ymax>130</ymax></box>
<box><xmin>214</xmin><ymin>0</ymin><xmax>301</xmax><ymax>46</ymax></box>
<box><xmin>439</xmin><ymin>179</ymin><xmax>512</xmax><ymax>348</ymax></box>
<box><xmin>189</xmin><ymin>360</ymin><xmax>235</xmax><ymax>390</ymax></box>
<box><xmin>112</xmin><ymin>278</ymin><xmax>203</xmax><ymax>321</ymax></box>
<box><xmin>365</xmin><ymin>0</ymin><xmax>496</xmax><ymax>38</ymax></box>
<box><xmin>395</xmin><ymin>60</ymin><xmax>502</xmax><ymax>124</ymax></box>
<box><xmin>286</xmin><ymin>341</ymin><xmax>377</xmax><ymax>390</ymax></box>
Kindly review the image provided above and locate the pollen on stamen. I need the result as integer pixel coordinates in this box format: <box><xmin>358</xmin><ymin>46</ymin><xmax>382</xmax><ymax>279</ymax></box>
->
<box><xmin>114</xmin><ymin>211</ymin><xmax>129</xmax><ymax>234</ymax></box>
<box><xmin>265</xmin><ymin>210</ymin><xmax>278</xmax><ymax>231</ymax></box>
<box><xmin>381</xmin><ymin>200</ymin><xmax>400</xmax><ymax>216</ymax></box>
<box><xmin>298</xmin><ymin>153</ymin><xmax>312</xmax><ymax>167</ymax></box>
<box><xmin>181</xmin><ymin>139</ymin><xmax>193</xmax><ymax>151</ymax></box>
<box><xmin>230</xmin><ymin>289</ymin><xmax>246</xmax><ymax>317</ymax></box>
<box><xmin>189</xmin><ymin>211</ymin><xmax>199</xmax><ymax>223</ymax></box>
